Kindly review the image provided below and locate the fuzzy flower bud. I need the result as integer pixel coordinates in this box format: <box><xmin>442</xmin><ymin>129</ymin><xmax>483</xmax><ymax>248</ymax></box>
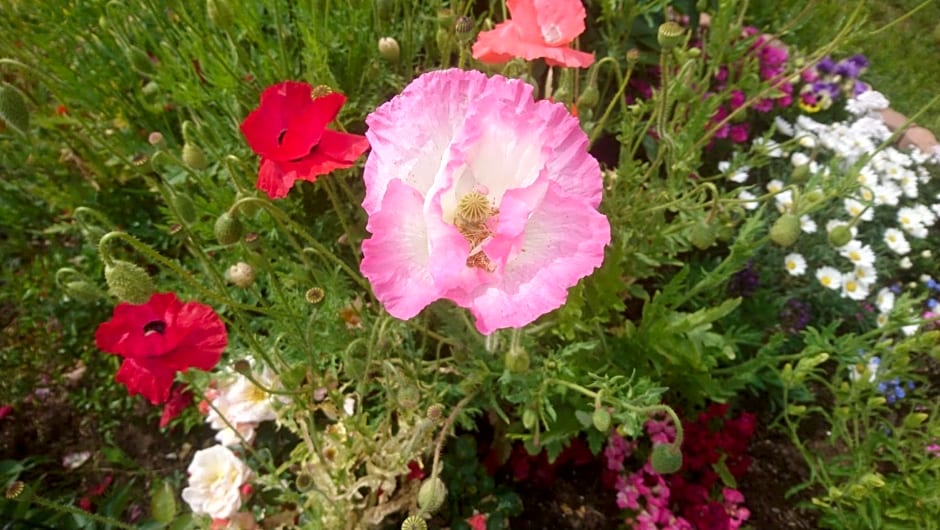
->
<box><xmin>649</xmin><ymin>443</ymin><xmax>683</xmax><ymax>474</ymax></box>
<box><xmin>689</xmin><ymin>219</ymin><xmax>717</xmax><ymax>250</ymax></box>
<box><xmin>378</xmin><ymin>37</ymin><xmax>400</xmax><ymax>62</ymax></box>
<box><xmin>206</xmin><ymin>0</ymin><xmax>234</xmax><ymax>30</ymax></box>
<box><xmin>0</xmin><ymin>83</ymin><xmax>29</xmax><ymax>135</ymax></box>
<box><xmin>828</xmin><ymin>225</ymin><xmax>852</xmax><ymax>248</ymax></box>
<box><xmin>657</xmin><ymin>22</ymin><xmax>686</xmax><ymax>50</ymax></box>
<box><xmin>172</xmin><ymin>193</ymin><xmax>197</xmax><ymax>224</ymax></box>
<box><xmin>214</xmin><ymin>212</ymin><xmax>243</xmax><ymax>246</ymax></box>
<box><xmin>626</xmin><ymin>48</ymin><xmax>641</xmax><ymax>66</ymax></box>
<box><xmin>417</xmin><ymin>477</ymin><xmax>447</xmax><ymax>513</ymax></box>
<box><xmin>226</xmin><ymin>262</ymin><xmax>254</xmax><ymax>288</ymax></box>
<box><xmin>577</xmin><ymin>85</ymin><xmax>599</xmax><ymax>109</ymax></box>
<box><xmin>63</xmin><ymin>280</ymin><xmax>105</xmax><ymax>304</ymax></box>
<box><xmin>105</xmin><ymin>260</ymin><xmax>155</xmax><ymax>304</ymax></box>
<box><xmin>770</xmin><ymin>213</ymin><xmax>801</xmax><ymax>247</ymax></box>
<box><xmin>182</xmin><ymin>143</ymin><xmax>208</xmax><ymax>170</ymax></box>
<box><xmin>591</xmin><ymin>407</ymin><xmax>611</xmax><ymax>433</ymax></box>
<box><xmin>504</xmin><ymin>347</ymin><xmax>530</xmax><ymax>373</ymax></box>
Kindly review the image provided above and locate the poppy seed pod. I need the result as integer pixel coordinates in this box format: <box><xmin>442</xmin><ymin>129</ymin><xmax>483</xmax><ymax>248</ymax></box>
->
<box><xmin>689</xmin><ymin>219</ymin><xmax>717</xmax><ymax>250</ymax></box>
<box><xmin>378</xmin><ymin>37</ymin><xmax>400</xmax><ymax>62</ymax></box>
<box><xmin>401</xmin><ymin>515</ymin><xmax>428</xmax><ymax>530</ymax></box>
<box><xmin>182</xmin><ymin>143</ymin><xmax>208</xmax><ymax>170</ymax></box>
<box><xmin>592</xmin><ymin>407</ymin><xmax>611</xmax><ymax>432</ymax></box>
<box><xmin>173</xmin><ymin>193</ymin><xmax>197</xmax><ymax>224</ymax></box>
<box><xmin>426</xmin><ymin>404</ymin><xmax>444</xmax><ymax>422</ymax></box>
<box><xmin>64</xmin><ymin>280</ymin><xmax>105</xmax><ymax>304</ymax></box>
<box><xmin>417</xmin><ymin>477</ymin><xmax>447</xmax><ymax>513</ymax></box>
<box><xmin>770</xmin><ymin>213</ymin><xmax>801</xmax><ymax>248</ymax></box>
<box><xmin>649</xmin><ymin>443</ymin><xmax>683</xmax><ymax>474</ymax></box>
<box><xmin>0</xmin><ymin>84</ymin><xmax>29</xmax><ymax>135</ymax></box>
<box><xmin>657</xmin><ymin>22</ymin><xmax>686</xmax><ymax>50</ymax></box>
<box><xmin>104</xmin><ymin>260</ymin><xmax>155</xmax><ymax>304</ymax></box>
<box><xmin>214</xmin><ymin>212</ymin><xmax>244</xmax><ymax>245</ymax></box>
<box><xmin>454</xmin><ymin>16</ymin><xmax>474</xmax><ymax>41</ymax></box>
<box><xmin>577</xmin><ymin>85</ymin><xmax>599</xmax><ymax>109</ymax></box>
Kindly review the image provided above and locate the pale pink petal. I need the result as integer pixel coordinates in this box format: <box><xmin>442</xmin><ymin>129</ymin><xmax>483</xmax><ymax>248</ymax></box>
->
<box><xmin>455</xmin><ymin>182</ymin><xmax>609</xmax><ymax>334</ymax></box>
<box><xmin>360</xmin><ymin>179</ymin><xmax>443</xmax><ymax>319</ymax></box>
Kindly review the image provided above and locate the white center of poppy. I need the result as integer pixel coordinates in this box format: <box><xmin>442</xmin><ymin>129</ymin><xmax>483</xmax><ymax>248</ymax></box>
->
<box><xmin>541</xmin><ymin>24</ymin><xmax>563</xmax><ymax>44</ymax></box>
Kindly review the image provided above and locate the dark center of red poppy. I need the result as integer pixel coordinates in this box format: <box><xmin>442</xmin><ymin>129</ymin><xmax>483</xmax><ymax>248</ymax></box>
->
<box><xmin>277</xmin><ymin>129</ymin><xmax>287</xmax><ymax>145</ymax></box>
<box><xmin>143</xmin><ymin>320</ymin><xmax>167</xmax><ymax>335</ymax></box>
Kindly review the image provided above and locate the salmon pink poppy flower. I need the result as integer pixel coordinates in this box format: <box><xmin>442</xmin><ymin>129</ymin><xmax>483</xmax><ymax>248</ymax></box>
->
<box><xmin>95</xmin><ymin>293</ymin><xmax>227</xmax><ymax>404</ymax></box>
<box><xmin>361</xmin><ymin>69</ymin><xmax>609</xmax><ymax>334</ymax></box>
<box><xmin>240</xmin><ymin>81</ymin><xmax>369</xmax><ymax>199</ymax></box>
<box><xmin>472</xmin><ymin>0</ymin><xmax>594</xmax><ymax>68</ymax></box>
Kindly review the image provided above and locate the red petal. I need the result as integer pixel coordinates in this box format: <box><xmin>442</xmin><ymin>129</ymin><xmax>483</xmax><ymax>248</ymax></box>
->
<box><xmin>254</xmin><ymin>130</ymin><xmax>368</xmax><ymax>199</ymax></box>
<box><xmin>115</xmin><ymin>358</ymin><xmax>177</xmax><ymax>404</ymax></box>
<box><xmin>159</xmin><ymin>385</ymin><xmax>193</xmax><ymax>428</ymax></box>
<box><xmin>95</xmin><ymin>293</ymin><xmax>184</xmax><ymax>359</ymax></box>
<box><xmin>158</xmin><ymin>301</ymin><xmax>227</xmax><ymax>372</ymax></box>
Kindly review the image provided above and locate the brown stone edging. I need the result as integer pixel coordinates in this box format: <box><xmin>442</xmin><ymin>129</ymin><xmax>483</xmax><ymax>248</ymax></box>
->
<box><xmin>878</xmin><ymin>109</ymin><xmax>940</xmax><ymax>155</ymax></box>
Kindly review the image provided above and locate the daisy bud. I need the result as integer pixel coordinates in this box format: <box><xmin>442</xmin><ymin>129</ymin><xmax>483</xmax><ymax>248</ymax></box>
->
<box><xmin>206</xmin><ymin>0</ymin><xmax>234</xmax><ymax>30</ymax></box>
<box><xmin>770</xmin><ymin>213</ymin><xmax>801</xmax><ymax>247</ymax></box>
<box><xmin>922</xmin><ymin>250</ymin><xmax>932</xmax><ymax>258</ymax></box>
<box><xmin>182</xmin><ymin>142</ymin><xmax>208</xmax><ymax>170</ymax></box>
<box><xmin>591</xmin><ymin>407</ymin><xmax>611</xmax><ymax>433</ymax></box>
<box><xmin>0</xmin><ymin>83</ymin><xmax>29</xmax><ymax>135</ymax></box>
<box><xmin>141</xmin><ymin>80</ymin><xmax>160</xmax><ymax>96</ymax></box>
<box><xmin>402</xmin><ymin>515</ymin><xmax>429</xmax><ymax>530</ymax></box>
<box><xmin>295</xmin><ymin>471</ymin><xmax>315</xmax><ymax>491</ymax></box>
<box><xmin>649</xmin><ymin>443</ymin><xmax>683</xmax><ymax>474</ymax></box>
<box><xmin>689</xmin><ymin>219</ymin><xmax>717</xmax><ymax>250</ymax></box>
<box><xmin>417</xmin><ymin>477</ymin><xmax>447</xmax><ymax>513</ymax></box>
<box><xmin>150</xmin><ymin>480</ymin><xmax>177</xmax><ymax>524</ymax></box>
<box><xmin>626</xmin><ymin>48</ymin><xmax>641</xmax><ymax>66</ymax></box>
<box><xmin>426</xmin><ymin>404</ymin><xmax>444</xmax><ymax>422</ymax></box>
<box><xmin>125</xmin><ymin>46</ymin><xmax>155</xmax><ymax>75</ymax></box>
<box><xmin>105</xmin><ymin>260</ymin><xmax>155</xmax><ymax>304</ymax></box>
<box><xmin>804</xmin><ymin>189</ymin><xmax>825</xmax><ymax>205</ymax></box>
<box><xmin>232</xmin><ymin>359</ymin><xmax>251</xmax><ymax>375</ymax></box>
<box><xmin>657</xmin><ymin>22</ymin><xmax>686</xmax><ymax>50</ymax></box>
<box><xmin>378</xmin><ymin>37</ymin><xmax>400</xmax><ymax>62</ymax></box>
<box><xmin>504</xmin><ymin>346</ymin><xmax>530</xmax><ymax>373</ymax></box>
<box><xmin>522</xmin><ymin>408</ymin><xmax>537</xmax><ymax>430</ymax></box>
<box><xmin>63</xmin><ymin>280</ymin><xmax>105</xmax><ymax>304</ymax></box>
<box><xmin>172</xmin><ymin>193</ymin><xmax>197</xmax><ymax>224</ymax></box>
<box><xmin>791</xmin><ymin>163</ymin><xmax>810</xmax><ymax>183</ymax></box>
<box><xmin>225</xmin><ymin>262</ymin><xmax>254</xmax><ymax>288</ymax></box>
<box><xmin>214</xmin><ymin>212</ymin><xmax>244</xmax><ymax>245</ymax></box>
<box><xmin>828</xmin><ymin>225</ymin><xmax>852</xmax><ymax>248</ymax></box>
<box><xmin>577</xmin><ymin>85</ymin><xmax>599</xmax><ymax>109</ymax></box>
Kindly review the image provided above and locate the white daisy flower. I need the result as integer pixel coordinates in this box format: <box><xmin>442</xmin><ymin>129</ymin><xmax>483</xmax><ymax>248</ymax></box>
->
<box><xmin>848</xmin><ymin>356</ymin><xmax>880</xmax><ymax>383</ymax></box>
<box><xmin>899</xmin><ymin>256</ymin><xmax>913</xmax><ymax>269</ymax></box>
<box><xmin>774</xmin><ymin>116</ymin><xmax>795</xmax><ymax>137</ymax></box>
<box><xmin>841</xmin><ymin>274</ymin><xmax>869</xmax><ymax>301</ymax></box>
<box><xmin>775</xmin><ymin>189</ymin><xmax>794</xmax><ymax>213</ymax></box>
<box><xmin>800</xmin><ymin>215</ymin><xmax>817</xmax><ymax>233</ymax></box>
<box><xmin>816</xmin><ymin>267</ymin><xmax>843</xmax><ymax>290</ymax></box>
<box><xmin>883</xmin><ymin>228</ymin><xmax>911</xmax><ymax>255</ymax></box>
<box><xmin>738</xmin><ymin>190</ymin><xmax>759</xmax><ymax>210</ymax></box>
<box><xmin>876</xmin><ymin>312</ymin><xmax>889</xmax><ymax>327</ymax></box>
<box><xmin>872</xmin><ymin>182</ymin><xmax>901</xmax><ymax>206</ymax></box>
<box><xmin>784</xmin><ymin>253</ymin><xmax>807</xmax><ymax>276</ymax></box>
<box><xmin>875</xmin><ymin>288</ymin><xmax>895</xmax><ymax>313</ymax></box>
<box><xmin>791</xmin><ymin>152</ymin><xmax>810</xmax><ymax>167</ymax></box>
<box><xmin>844</xmin><ymin>198</ymin><xmax>873</xmax><ymax>221</ymax></box>
<box><xmin>839</xmin><ymin>240</ymin><xmax>876</xmax><ymax>266</ymax></box>
<box><xmin>767</xmin><ymin>179</ymin><xmax>784</xmax><ymax>194</ymax></box>
<box><xmin>853</xmin><ymin>264</ymin><xmax>877</xmax><ymax>286</ymax></box>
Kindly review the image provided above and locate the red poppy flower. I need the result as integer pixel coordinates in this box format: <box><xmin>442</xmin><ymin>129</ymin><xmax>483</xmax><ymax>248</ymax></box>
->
<box><xmin>471</xmin><ymin>0</ymin><xmax>594</xmax><ymax>68</ymax></box>
<box><xmin>95</xmin><ymin>293</ymin><xmax>227</xmax><ymax>405</ymax></box>
<box><xmin>240</xmin><ymin>81</ymin><xmax>369</xmax><ymax>199</ymax></box>
<box><xmin>160</xmin><ymin>384</ymin><xmax>194</xmax><ymax>428</ymax></box>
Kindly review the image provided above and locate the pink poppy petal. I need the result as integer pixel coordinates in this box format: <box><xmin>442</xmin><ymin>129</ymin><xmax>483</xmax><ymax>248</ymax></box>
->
<box><xmin>458</xmin><ymin>182</ymin><xmax>609</xmax><ymax>334</ymax></box>
<box><xmin>361</xmin><ymin>179</ymin><xmax>444</xmax><ymax>319</ymax></box>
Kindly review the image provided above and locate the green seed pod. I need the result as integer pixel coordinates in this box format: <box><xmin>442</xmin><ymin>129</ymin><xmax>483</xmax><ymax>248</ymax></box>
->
<box><xmin>591</xmin><ymin>408</ymin><xmax>611</xmax><ymax>433</ymax></box>
<box><xmin>396</xmin><ymin>385</ymin><xmax>420</xmax><ymax>410</ymax></box>
<box><xmin>769</xmin><ymin>213</ymin><xmax>800</xmax><ymax>248</ymax></box>
<box><xmin>689</xmin><ymin>220</ymin><xmax>717</xmax><ymax>250</ymax></box>
<box><xmin>182</xmin><ymin>143</ymin><xmax>208</xmax><ymax>170</ymax></box>
<box><xmin>214</xmin><ymin>212</ymin><xmax>243</xmax><ymax>245</ymax></box>
<box><xmin>828</xmin><ymin>225</ymin><xmax>852</xmax><ymax>248</ymax></box>
<box><xmin>577</xmin><ymin>85</ymin><xmax>599</xmax><ymax>109</ymax></box>
<box><xmin>0</xmin><ymin>84</ymin><xmax>30</xmax><ymax>135</ymax></box>
<box><xmin>105</xmin><ymin>260</ymin><xmax>155</xmax><ymax>304</ymax></box>
<box><xmin>173</xmin><ymin>193</ymin><xmax>197</xmax><ymax>224</ymax></box>
<box><xmin>551</xmin><ymin>85</ymin><xmax>572</xmax><ymax>104</ymax></box>
<box><xmin>454</xmin><ymin>16</ymin><xmax>474</xmax><ymax>42</ymax></box>
<box><xmin>657</xmin><ymin>22</ymin><xmax>685</xmax><ymax>50</ymax></box>
<box><xmin>150</xmin><ymin>480</ymin><xmax>177</xmax><ymax>524</ymax></box>
<box><xmin>126</xmin><ymin>46</ymin><xmax>155</xmax><ymax>75</ymax></box>
<box><xmin>649</xmin><ymin>443</ymin><xmax>683</xmax><ymax>474</ymax></box>
<box><xmin>206</xmin><ymin>0</ymin><xmax>233</xmax><ymax>30</ymax></box>
<box><xmin>522</xmin><ymin>408</ymin><xmax>537</xmax><ymax>430</ymax></box>
<box><xmin>504</xmin><ymin>347</ymin><xmax>530</xmax><ymax>373</ymax></box>
<box><xmin>417</xmin><ymin>477</ymin><xmax>447</xmax><ymax>513</ymax></box>
<box><xmin>791</xmin><ymin>163</ymin><xmax>810</xmax><ymax>183</ymax></box>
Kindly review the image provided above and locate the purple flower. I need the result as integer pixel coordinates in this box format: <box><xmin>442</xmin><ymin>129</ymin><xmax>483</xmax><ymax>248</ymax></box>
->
<box><xmin>727</xmin><ymin>260</ymin><xmax>760</xmax><ymax>298</ymax></box>
<box><xmin>815</xmin><ymin>57</ymin><xmax>836</xmax><ymax>74</ymax></box>
<box><xmin>780</xmin><ymin>299</ymin><xmax>811</xmax><ymax>334</ymax></box>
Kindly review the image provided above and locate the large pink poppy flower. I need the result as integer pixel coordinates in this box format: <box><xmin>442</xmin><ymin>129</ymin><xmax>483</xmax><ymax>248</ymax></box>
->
<box><xmin>95</xmin><ymin>293</ymin><xmax>227</xmax><ymax>404</ymax></box>
<box><xmin>240</xmin><ymin>81</ymin><xmax>369</xmax><ymax>199</ymax></box>
<box><xmin>472</xmin><ymin>0</ymin><xmax>594</xmax><ymax>68</ymax></box>
<box><xmin>360</xmin><ymin>69</ymin><xmax>609</xmax><ymax>334</ymax></box>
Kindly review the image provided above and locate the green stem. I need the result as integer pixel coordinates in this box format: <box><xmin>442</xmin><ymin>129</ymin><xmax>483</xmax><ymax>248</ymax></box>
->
<box><xmin>589</xmin><ymin>59</ymin><xmax>632</xmax><ymax>146</ymax></box>
<box><xmin>19</xmin><ymin>491</ymin><xmax>137</xmax><ymax>530</ymax></box>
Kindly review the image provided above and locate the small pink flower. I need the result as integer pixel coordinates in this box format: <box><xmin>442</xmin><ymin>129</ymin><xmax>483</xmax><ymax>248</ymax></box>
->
<box><xmin>361</xmin><ymin>69</ymin><xmax>609</xmax><ymax>334</ymax></box>
<box><xmin>467</xmin><ymin>513</ymin><xmax>488</xmax><ymax>530</ymax></box>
